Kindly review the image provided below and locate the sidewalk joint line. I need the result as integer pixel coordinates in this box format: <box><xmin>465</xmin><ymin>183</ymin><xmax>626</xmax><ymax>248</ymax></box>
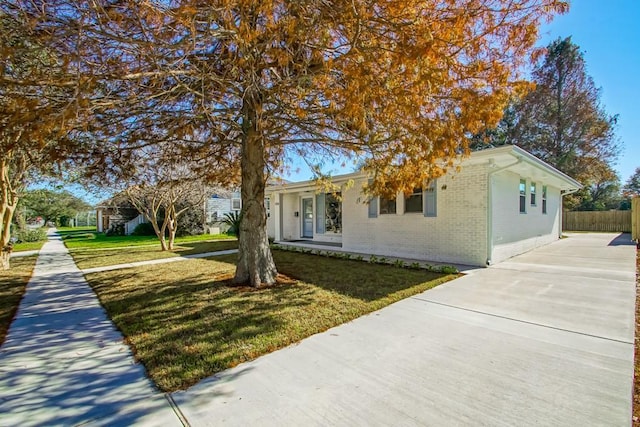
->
<box><xmin>165</xmin><ymin>393</ymin><xmax>191</xmax><ymax>427</ymax></box>
<box><xmin>411</xmin><ymin>296</ymin><xmax>634</xmax><ymax>345</ymax></box>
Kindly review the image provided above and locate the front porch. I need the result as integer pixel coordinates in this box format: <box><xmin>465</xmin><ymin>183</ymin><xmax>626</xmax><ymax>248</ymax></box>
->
<box><xmin>268</xmin><ymin>185</ymin><xmax>345</xmax><ymax>245</ymax></box>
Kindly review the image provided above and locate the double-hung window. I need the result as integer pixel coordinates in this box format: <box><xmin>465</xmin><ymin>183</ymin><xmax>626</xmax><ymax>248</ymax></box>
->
<box><xmin>519</xmin><ymin>179</ymin><xmax>526</xmax><ymax>213</ymax></box>
<box><xmin>530</xmin><ymin>182</ymin><xmax>537</xmax><ymax>206</ymax></box>
<box><xmin>405</xmin><ymin>187</ymin><xmax>423</xmax><ymax>213</ymax></box>
<box><xmin>542</xmin><ymin>185</ymin><xmax>548</xmax><ymax>214</ymax></box>
<box><xmin>379</xmin><ymin>196</ymin><xmax>397</xmax><ymax>215</ymax></box>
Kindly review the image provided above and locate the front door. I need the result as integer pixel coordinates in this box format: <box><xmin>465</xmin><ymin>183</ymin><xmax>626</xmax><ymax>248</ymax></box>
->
<box><xmin>302</xmin><ymin>198</ymin><xmax>313</xmax><ymax>238</ymax></box>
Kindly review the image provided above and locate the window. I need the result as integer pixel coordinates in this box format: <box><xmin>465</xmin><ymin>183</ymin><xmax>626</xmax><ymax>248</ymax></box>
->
<box><xmin>542</xmin><ymin>185</ymin><xmax>548</xmax><ymax>214</ymax></box>
<box><xmin>265</xmin><ymin>198</ymin><xmax>270</xmax><ymax>217</ymax></box>
<box><xmin>519</xmin><ymin>179</ymin><xmax>526</xmax><ymax>213</ymax></box>
<box><xmin>530</xmin><ymin>182</ymin><xmax>537</xmax><ymax>206</ymax></box>
<box><xmin>379</xmin><ymin>196</ymin><xmax>397</xmax><ymax>214</ymax></box>
<box><xmin>324</xmin><ymin>193</ymin><xmax>342</xmax><ymax>234</ymax></box>
<box><xmin>405</xmin><ymin>187</ymin><xmax>423</xmax><ymax>213</ymax></box>
<box><xmin>367</xmin><ymin>179</ymin><xmax>378</xmax><ymax>218</ymax></box>
<box><xmin>316</xmin><ymin>193</ymin><xmax>325</xmax><ymax>233</ymax></box>
<box><xmin>231</xmin><ymin>191</ymin><xmax>241</xmax><ymax>210</ymax></box>
<box><xmin>424</xmin><ymin>180</ymin><xmax>437</xmax><ymax>217</ymax></box>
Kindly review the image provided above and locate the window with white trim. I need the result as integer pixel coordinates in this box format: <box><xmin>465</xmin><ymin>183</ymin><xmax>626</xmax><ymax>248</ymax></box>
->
<box><xmin>542</xmin><ymin>185</ymin><xmax>548</xmax><ymax>214</ymax></box>
<box><xmin>379</xmin><ymin>196</ymin><xmax>396</xmax><ymax>214</ymax></box>
<box><xmin>519</xmin><ymin>179</ymin><xmax>526</xmax><ymax>213</ymax></box>
<box><xmin>405</xmin><ymin>187</ymin><xmax>423</xmax><ymax>213</ymax></box>
<box><xmin>530</xmin><ymin>182</ymin><xmax>537</xmax><ymax>206</ymax></box>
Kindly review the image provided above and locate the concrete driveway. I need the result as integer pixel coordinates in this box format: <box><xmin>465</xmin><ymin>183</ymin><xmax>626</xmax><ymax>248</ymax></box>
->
<box><xmin>172</xmin><ymin>233</ymin><xmax>636</xmax><ymax>426</ymax></box>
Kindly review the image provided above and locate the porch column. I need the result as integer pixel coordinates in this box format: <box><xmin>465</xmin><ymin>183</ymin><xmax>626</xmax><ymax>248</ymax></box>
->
<box><xmin>274</xmin><ymin>192</ymin><xmax>283</xmax><ymax>241</ymax></box>
<box><xmin>96</xmin><ymin>209</ymin><xmax>103</xmax><ymax>233</ymax></box>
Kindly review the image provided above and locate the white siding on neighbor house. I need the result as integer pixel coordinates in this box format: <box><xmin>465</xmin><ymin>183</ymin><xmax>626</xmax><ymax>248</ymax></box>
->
<box><xmin>206</xmin><ymin>197</ymin><xmax>233</xmax><ymax>222</ymax></box>
<box><xmin>124</xmin><ymin>214</ymin><xmax>147</xmax><ymax>235</ymax></box>
<box><xmin>490</xmin><ymin>170</ymin><xmax>561</xmax><ymax>264</ymax></box>
<box><xmin>343</xmin><ymin>163</ymin><xmax>489</xmax><ymax>266</ymax></box>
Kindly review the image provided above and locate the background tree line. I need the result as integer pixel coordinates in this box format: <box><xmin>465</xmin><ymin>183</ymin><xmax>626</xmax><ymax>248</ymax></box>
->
<box><xmin>471</xmin><ymin>37</ymin><xmax>636</xmax><ymax>211</ymax></box>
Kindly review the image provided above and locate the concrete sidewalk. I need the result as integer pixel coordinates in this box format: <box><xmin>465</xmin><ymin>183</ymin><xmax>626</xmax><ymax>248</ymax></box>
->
<box><xmin>0</xmin><ymin>231</ymin><xmax>182</xmax><ymax>426</ymax></box>
<box><xmin>172</xmin><ymin>232</ymin><xmax>636</xmax><ymax>426</ymax></box>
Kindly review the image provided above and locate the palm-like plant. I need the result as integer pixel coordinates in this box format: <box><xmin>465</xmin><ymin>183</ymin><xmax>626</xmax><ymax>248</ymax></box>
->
<box><xmin>222</xmin><ymin>211</ymin><xmax>242</xmax><ymax>237</ymax></box>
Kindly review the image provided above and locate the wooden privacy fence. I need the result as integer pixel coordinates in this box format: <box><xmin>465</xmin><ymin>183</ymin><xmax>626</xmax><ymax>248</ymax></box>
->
<box><xmin>632</xmin><ymin>198</ymin><xmax>639</xmax><ymax>241</ymax></box>
<box><xmin>563</xmin><ymin>210</ymin><xmax>632</xmax><ymax>233</ymax></box>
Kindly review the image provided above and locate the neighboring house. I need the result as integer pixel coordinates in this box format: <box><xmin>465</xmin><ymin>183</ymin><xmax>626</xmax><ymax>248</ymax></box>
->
<box><xmin>266</xmin><ymin>145</ymin><xmax>581</xmax><ymax>267</ymax></box>
<box><xmin>95</xmin><ymin>197</ymin><xmax>140</xmax><ymax>235</ymax></box>
<box><xmin>205</xmin><ymin>190</ymin><xmax>242</xmax><ymax>234</ymax></box>
<box><xmin>97</xmin><ymin>190</ymin><xmax>243</xmax><ymax>236</ymax></box>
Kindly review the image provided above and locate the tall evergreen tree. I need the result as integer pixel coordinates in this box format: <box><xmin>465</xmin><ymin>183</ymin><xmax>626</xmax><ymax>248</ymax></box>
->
<box><xmin>473</xmin><ymin>37</ymin><xmax>621</xmax><ymax>209</ymax></box>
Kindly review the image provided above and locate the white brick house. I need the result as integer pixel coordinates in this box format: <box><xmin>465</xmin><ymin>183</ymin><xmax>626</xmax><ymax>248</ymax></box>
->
<box><xmin>266</xmin><ymin>145</ymin><xmax>581</xmax><ymax>267</ymax></box>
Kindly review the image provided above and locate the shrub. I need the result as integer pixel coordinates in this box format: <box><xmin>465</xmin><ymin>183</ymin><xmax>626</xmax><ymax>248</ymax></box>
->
<box><xmin>440</xmin><ymin>265</ymin><xmax>459</xmax><ymax>274</ymax></box>
<box><xmin>131</xmin><ymin>222</ymin><xmax>156</xmax><ymax>236</ymax></box>
<box><xmin>15</xmin><ymin>228</ymin><xmax>47</xmax><ymax>243</ymax></box>
<box><xmin>106</xmin><ymin>223</ymin><xmax>125</xmax><ymax>236</ymax></box>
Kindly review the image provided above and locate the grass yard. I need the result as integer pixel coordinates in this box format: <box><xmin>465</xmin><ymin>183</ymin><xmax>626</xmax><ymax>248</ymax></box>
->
<box><xmin>11</xmin><ymin>241</ymin><xmax>45</xmax><ymax>252</ymax></box>
<box><xmin>0</xmin><ymin>256</ymin><xmax>38</xmax><ymax>344</ymax></box>
<box><xmin>71</xmin><ymin>240</ymin><xmax>239</xmax><ymax>270</ymax></box>
<box><xmin>63</xmin><ymin>231</ymin><xmax>234</xmax><ymax>251</ymax></box>
<box><xmin>57</xmin><ymin>226</ymin><xmax>96</xmax><ymax>233</ymax></box>
<box><xmin>85</xmin><ymin>250</ymin><xmax>457</xmax><ymax>392</ymax></box>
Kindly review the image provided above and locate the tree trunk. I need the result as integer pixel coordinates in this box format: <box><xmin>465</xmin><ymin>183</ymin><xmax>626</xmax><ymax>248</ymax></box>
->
<box><xmin>1</xmin><ymin>249</ymin><xmax>10</xmax><ymax>270</ymax></box>
<box><xmin>0</xmin><ymin>163</ymin><xmax>16</xmax><ymax>270</ymax></box>
<box><xmin>233</xmin><ymin>106</ymin><xmax>278</xmax><ymax>287</ymax></box>
<box><xmin>167</xmin><ymin>214</ymin><xmax>176</xmax><ymax>250</ymax></box>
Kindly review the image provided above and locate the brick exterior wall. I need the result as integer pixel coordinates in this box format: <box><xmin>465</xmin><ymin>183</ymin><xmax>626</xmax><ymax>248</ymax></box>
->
<box><xmin>342</xmin><ymin>164</ymin><xmax>489</xmax><ymax>266</ymax></box>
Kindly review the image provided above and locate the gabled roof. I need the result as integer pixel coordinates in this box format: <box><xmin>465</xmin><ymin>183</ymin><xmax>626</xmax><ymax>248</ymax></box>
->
<box><xmin>469</xmin><ymin>145</ymin><xmax>582</xmax><ymax>191</ymax></box>
<box><xmin>266</xmin><ymin>145</ymin><xmax>581</xmax><ymax>193</ymax></box>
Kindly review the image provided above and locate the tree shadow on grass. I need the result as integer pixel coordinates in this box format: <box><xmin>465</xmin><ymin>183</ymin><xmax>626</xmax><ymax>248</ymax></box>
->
<box><xmin>86</xmin><ymin>262</ymin><xmax>317</xmax><ymax>391</ymax></box>
<box><xmin>271</xmin><ymin>250</ymin><xmax>449</xmax><ymax>302</ymax></box>
<box><xmin>85</xmin><ymin>251</ymin><xmax>451</xmax><ymax>392</ymax></box>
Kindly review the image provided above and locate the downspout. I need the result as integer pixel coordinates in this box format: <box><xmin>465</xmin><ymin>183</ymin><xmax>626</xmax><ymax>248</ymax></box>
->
<box><xmin>559</xmin><ymin>187</ymin><xmax>580</xmax><ymax>238</ymax></box>
<box><xmin>486</xmin><ymin>157</ymin><xmax>522</xmax><ymax>266</ymax></box>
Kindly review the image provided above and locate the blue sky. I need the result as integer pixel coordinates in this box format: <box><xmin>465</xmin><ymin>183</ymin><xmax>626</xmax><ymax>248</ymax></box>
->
<box><xmin>539</xmin><ymin>0</ymin><xmax>640</xmax><ymax>183</ymax></box>
<box><xmin>286</xmin><ymin>1</ymin><xmax>640</xmax><ymax>183</ymax></box>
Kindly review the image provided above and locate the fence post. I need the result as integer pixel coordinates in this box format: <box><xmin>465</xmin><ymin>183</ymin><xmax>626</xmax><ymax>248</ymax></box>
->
<box><xmin>632</xmin><ymin>198</ymin><xmax>639</xmax><ymax>241</ymax></box>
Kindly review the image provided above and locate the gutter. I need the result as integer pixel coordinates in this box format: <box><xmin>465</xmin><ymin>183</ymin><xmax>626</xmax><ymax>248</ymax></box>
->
<box><xmin>486</xmin><ymin>156</ymin><xmax>522</xmax><ymax>266</ymax></box>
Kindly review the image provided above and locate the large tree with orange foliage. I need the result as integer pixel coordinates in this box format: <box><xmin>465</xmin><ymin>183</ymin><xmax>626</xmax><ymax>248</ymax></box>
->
<box><xmin>16</xmin><ymin>0</ymin><xmax>566</xmax><ymax>284</ymax></box>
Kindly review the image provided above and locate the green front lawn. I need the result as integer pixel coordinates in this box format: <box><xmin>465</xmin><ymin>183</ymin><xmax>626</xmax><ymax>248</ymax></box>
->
<box><xmin>63</xmin><ymin>231</ymin><xmax>235</xmax><ymax>250</ymax></box>
<box><xmin>0</xmin><ymin>256</ymin><xmax>38</xmax><ymax>344</ymax></box>
<box><xmin>11</xmin><ymin>241</ymin><xmax>45</xmax><ymax>252</ymax></box>
<box><xmin>72</xmin><ymin>240</ymin><xmax>239</xmax><ymax>270</ymax></box>
<box><xmin>86</xmin><ymin>250</ymin><xmax>457</xmax><ymax>392</ymax></box>
<box><xmin>56</xmin><ymin>226</ymin><xmax>96</xmax><ymax>234</ymax></box>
